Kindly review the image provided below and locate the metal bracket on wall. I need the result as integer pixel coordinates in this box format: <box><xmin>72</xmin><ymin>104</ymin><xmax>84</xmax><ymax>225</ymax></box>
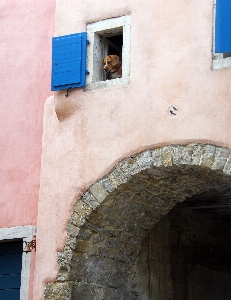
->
<box><xmin>65</xmin><ymin>89</ymin><xmax>71</xmax><ymax>97</ymax></box>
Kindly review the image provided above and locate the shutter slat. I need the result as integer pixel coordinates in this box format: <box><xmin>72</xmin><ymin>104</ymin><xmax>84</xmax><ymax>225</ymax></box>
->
<box><xmin>53</xmin><ymin>63</ymin><xmax>81</xmax><ymax>86</ymax></box>
<box><xmin>54</xmin><ymin>53</ymin><xmax>81</xmax><ymax>62</ymax></box>
<box><xmin>0</xmin><ymin>241</ymin><xmax>22</xmax><ymax>300</ymax></box>
<box><xmin>0</xmin><ymin>274</ymin><xmax>21</xmax><ymax>289</ymax></box>
<box><xmin>54</xmin><ymin>60</ymin><xmax>81</xmax><ymax>71</ymax></box>
<box><xmin>0</xmin><ymin>254</ymin><xmax>22</xmax><ymax>274</ymax></box>
<box><xmin>53</xmin><ymin>72</ymin><xmax>81</xmax><ymax>86</ymax></box>
<box><xmin>215</xmin><ymin>0</ymin><xmax>231</xmax><ymax>52</ymax></box>
<box><xmin>54</xmin><ymin>45</ymin><xmax>81</xmax><ymax>59</ymax></box>
<box><xmin>0</xmin><ymin>288</ymin><xmax>20</xmax><ymax>299</ymax></box>
<box><xmin>51</xmin><ymin>32</ymin><xmax>87</xmax><ymax>90</ymax></box>
<box><xmin>53</xmin><ymin>34</ymin><xmax>82</xmax><ymax>46</ymax></box>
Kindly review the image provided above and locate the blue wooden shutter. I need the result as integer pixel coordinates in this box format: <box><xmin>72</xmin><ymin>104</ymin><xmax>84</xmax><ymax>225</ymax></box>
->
<box><xmin>51</xmin><ymin>32</ymin><xmax>87</xmax><ymax>90</ymax></box>
<box><xmin>0</xmin><ymin>241</ymin><xmax>23</xmax><ymax>300</ymax></box>
<box><xmin>215</xmin><ymin>0</ymin><xmax>231</xmax><ymax>52</ymax></box>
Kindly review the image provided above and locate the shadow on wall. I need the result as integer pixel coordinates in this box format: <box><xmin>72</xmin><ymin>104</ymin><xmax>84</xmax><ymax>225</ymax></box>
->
<box><xmin>138</xmin><ymin>199</ymin><xmax>231</xmax><ymax>300</ymax></box>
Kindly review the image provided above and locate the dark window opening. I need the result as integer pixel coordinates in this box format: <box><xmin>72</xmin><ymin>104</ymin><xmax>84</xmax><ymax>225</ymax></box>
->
<box><xmin>106</xmin><ymin>34</ymin><xmax>123</xmax><ymax>60</ymax></box>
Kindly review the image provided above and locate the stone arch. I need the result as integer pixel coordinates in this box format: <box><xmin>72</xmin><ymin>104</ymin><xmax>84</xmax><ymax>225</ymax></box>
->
<box><xmin>44</xmin><ymin>144</ymin><xmax>231</xmax><ymax>299</ymax></box>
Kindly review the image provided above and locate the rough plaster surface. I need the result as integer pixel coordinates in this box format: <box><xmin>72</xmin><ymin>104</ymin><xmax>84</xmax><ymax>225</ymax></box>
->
<box><xmin>0</xmin><ymin>0</ymin><xmax>55</xmax><ymax>228</ymax></box>
<box><xmin>41</xmin><ymin>144</ymin><xmax>231</xmax><ymax>299</ymax></box>
<box><xmin>0</xmin><ymin>1</ymin><xmax>55</xmax><ymax>299</ymax></box>
<box><xmin>35</xmin><ymin>0</ymin><xmax>231</xmax><ymax>299</ymax></box>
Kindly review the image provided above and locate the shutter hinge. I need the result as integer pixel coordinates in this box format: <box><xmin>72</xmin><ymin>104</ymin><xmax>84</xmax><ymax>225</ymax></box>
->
<box><xmin>65</xmin><ymin>89</ymin><xmax>71</xmax><ymax>97</ymax></box>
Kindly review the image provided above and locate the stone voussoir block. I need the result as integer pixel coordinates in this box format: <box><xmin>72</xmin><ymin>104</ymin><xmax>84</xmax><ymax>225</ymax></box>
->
<box><xmin>66</xmin><ymin>222</ymin><xmax>80</xmax><ymax>238</ymax></box>
<box><xmin>212</xmin><ymin>147</ymin><xmax>231</xmax><ymax>171</ymax></box>
<box><xmin>223</xmin><ymin>152</ymin><xmax>231</xmax><ymax>175</ymax></box>
<box><xmin>172</xmin><ymin>144</ymin><xmax>193</xmax><ymax>165</ymax></box>
<box><xmin>137</xmin><ymin>150</ymin><xmax>153</xmax><ymax>171</ymax></box>
<box><xmin>200</xmin><ymin>144</ymin><xmax>216</xmax><ymax>168</ymax></box>
<box><xmin>73</xmin><ymin>200</ymin><xmax>92</xmax><ymax>218</ymax></box>
<box><xmin>57</xmin><ymin>250</ymin><xmax>74</xmax><ymax>281</ymax></box>
<box><xmin>58</xmin><ymin>250</ymin><xmax>73</xmax><ymax>269</ymax></box>
<box><xmin>98</xmin><ymin>176</ymin><xmax>116</xmax><ymax>193</ymax></box>
<box><xmin>161</xmin><ymin>146</ymin><xmax>174</xmax><ymax>167</ymax></box>
<box><xmin>118</xmin><ymin>156</ymin><xmax>140</xmax><ymax>177</ymax></box>
<box><xmin>89</xmin><ymin>182</ymin><xmax>109</xmax><ymax>204</ymax></box>
<box><xmin>109</xmin><ymin>165</ymin><xmax>129</xmax><ymax>186</ymax></box>
<box><xmin>151</xmin><ymin>148</ymin><xmax>163</xmax><ymax>167</ymax></box>
<box><xmin>81</xmin><ymin>191</ymin><xmax>99</xmax><ymax>210</ymax></box>
<box><xmin>191</xmin><ymin>144</ymin><xmax>205</xmax><ymax>165</ymax></box>
<box><xmin>64</xmin><ymin>236</ymin><xmax>78</xmax><ymax>251</ymax></box>
<box><xmin>70</xmin><ymin>212</ymin><xmax>86</xmax><ymax>227</ymax></box>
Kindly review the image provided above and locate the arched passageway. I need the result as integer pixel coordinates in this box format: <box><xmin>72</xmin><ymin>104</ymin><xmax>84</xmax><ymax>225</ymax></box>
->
<box><xmin>138</xmin><ymin>193</ymin><xmax>231</xmax><ymax>300</ymax></box>
<box><xmin>44</xmin><ymin>144</ymin><xmax>231</xmax><ymax>300</ymax></box>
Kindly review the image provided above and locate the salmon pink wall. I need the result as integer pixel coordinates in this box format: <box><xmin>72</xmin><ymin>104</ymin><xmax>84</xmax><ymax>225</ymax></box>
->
<box><xmin>0</xmin><ymin>0</ymin><xmax>55</xmax><ymax>227</ymax></box>
<box><xmin>34</xmin><ymin>0</ymin><xmax>231</xmax><ymax>299</ymax></box>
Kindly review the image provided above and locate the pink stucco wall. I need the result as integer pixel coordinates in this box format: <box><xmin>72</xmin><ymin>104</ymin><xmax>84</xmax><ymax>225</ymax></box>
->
<box><xmin>0</xmin><ymin>0</ymin><xmax>55</xmax><ymax>228</ymax></box>
<box><xmin>34</xmin><ymin>0</ymin><xmax>231</xmax><ymax>299</ymax></box>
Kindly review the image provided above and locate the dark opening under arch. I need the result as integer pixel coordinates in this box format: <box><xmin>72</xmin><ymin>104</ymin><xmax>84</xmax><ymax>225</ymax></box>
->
<box><xmin>44</xmin><ymin>144</ymin><xmax>231</xmax><ymax>300</ymax></box>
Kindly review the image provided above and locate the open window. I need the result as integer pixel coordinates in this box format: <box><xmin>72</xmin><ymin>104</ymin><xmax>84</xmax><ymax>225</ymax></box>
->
<box><xmin>212</xmin><ymin>0</ymin><xmax>231</xmax><ymax>70</ymax></box>
<box><xmin>102</xmin><ymin>33</ymin><xmax>123</xmax><ymax>81</ymax></box>
<box><xmin>86</xmin><ymin>15</ymin><xmax>131</xmax><ymax>91</ymax></box>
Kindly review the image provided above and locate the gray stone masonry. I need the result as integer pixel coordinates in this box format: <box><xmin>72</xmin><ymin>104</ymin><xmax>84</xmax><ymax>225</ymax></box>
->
<box><xmin>44</xmin><ymin>144</ymin><xmax>231</xmax><ymax>300</ymax></box>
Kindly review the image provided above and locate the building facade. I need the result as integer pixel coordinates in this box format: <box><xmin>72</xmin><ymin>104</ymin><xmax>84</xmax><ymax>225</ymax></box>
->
<box><xmin>1</xmin><ymin>0</ymin><xmax>231</xmax><ymax>299</ymax></box>
<box><xmin>0</xmin><ymin>0</ymin><xmax>55</xmax><ymax>299</ymax></box>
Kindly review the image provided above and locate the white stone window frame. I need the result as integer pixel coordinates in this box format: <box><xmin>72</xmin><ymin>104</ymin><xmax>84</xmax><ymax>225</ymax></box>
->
<box><xmin>212</xmin><ymin>0</ymin><xmax>231</xmax><ymax>70</ymax></box>
<box><xmin>85</xmin><ymin>15</ymin><xmax>131</xmax><ymax>91</ymax></box>
<box><xmin>0</xmin><ymin>225</ymin><xmax>36</xmax><ymax>300</ymax></box>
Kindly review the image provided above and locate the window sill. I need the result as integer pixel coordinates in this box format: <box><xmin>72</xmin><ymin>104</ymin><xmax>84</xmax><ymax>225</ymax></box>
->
<box><xmin>84</xmin><ymin>76</ymin><xmax>130</xmax><ymax>91</ymax></box>
<box><xmin>212</xmin><ymin>55</ymin><xmax>231</xmax><ymax>70</ymax></box>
